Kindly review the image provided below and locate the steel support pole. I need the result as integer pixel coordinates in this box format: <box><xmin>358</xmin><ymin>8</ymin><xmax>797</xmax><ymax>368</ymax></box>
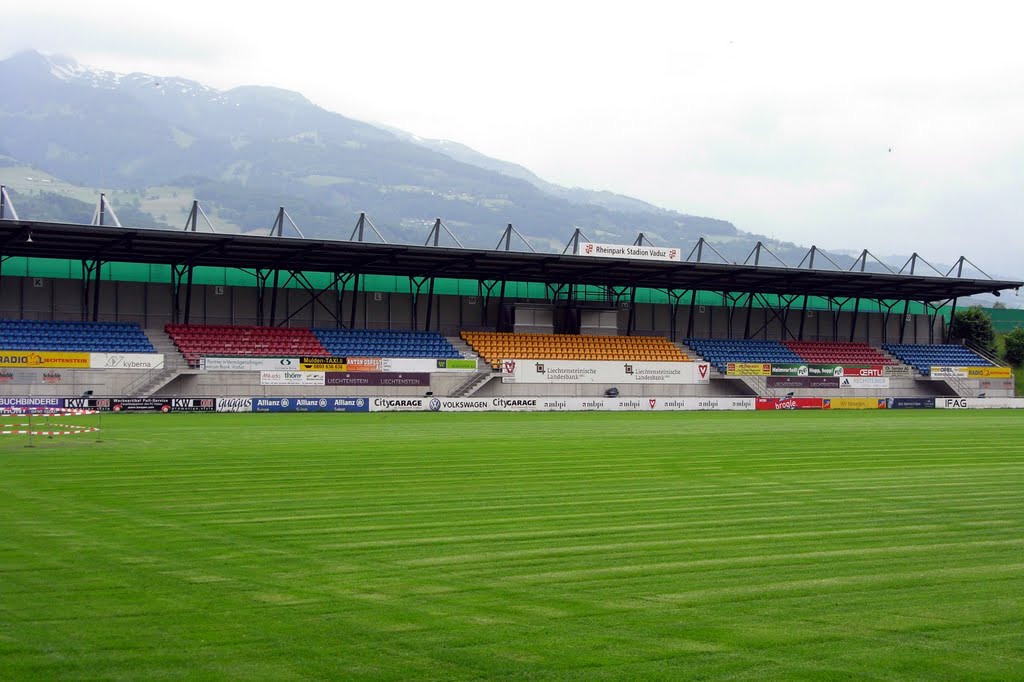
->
<box><xmin>496</xmin><ymin>281</ymin><xmax>507</xmax><ymax>332</ymax></box>
<box><xmin>898</xmin><ymin>300</ymin><xmax>911</xmax><ymax>344</ymax></box>
<box><xmin>269</xmin><ymin>270</ymin><xmax>280</xmax><ymax>326</ymax></box>
<box><xmin>424</xmin><ymin>278</ymin><xmax>436</xmax><ymax>331</ymax></box>
<box><xmin>743</xmin><ymin>293</ymin><xmax>755</xmax><ymax>339</ymax></box>
<box><xmin>183</xmin><ymin>266</ymin><xmax>194</xmax><ymax>325</ymax></box>
<box><xmin>686</xmin><ymin>289</ymin><xmax>698</xmax><ymax>339</ymax></box>
<box><xmin>92</xmin><ymin>261</ymin><xmax>102</xmax><ymax>321</ymax></box>
<box><xmin>626</xmin><ymin>287</ymin><xmax>637</xmax><ymax>336</ymax></box>
<box><xmin>849</xmin><ymin>298</ymin><xmax>861</xmax><ymax>342</ymax></box>
<box><xmin>349</xmin><ymin>274</ymin><xmax>360</xmax><ymax>329</ymax></box>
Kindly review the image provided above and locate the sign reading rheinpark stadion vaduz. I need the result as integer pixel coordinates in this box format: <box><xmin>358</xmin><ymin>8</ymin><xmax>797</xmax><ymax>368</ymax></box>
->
<box><xmin>577</xmin><ymin>242</ymin><xmax>681</xmax><ymax>262</ymax></box>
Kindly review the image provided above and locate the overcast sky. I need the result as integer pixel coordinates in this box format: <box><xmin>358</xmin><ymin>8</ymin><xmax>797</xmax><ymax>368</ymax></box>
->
<box><xmin>4</xmin><ymin>0</ymin><xmax>1023</xmax><ymax>279</ymax></box>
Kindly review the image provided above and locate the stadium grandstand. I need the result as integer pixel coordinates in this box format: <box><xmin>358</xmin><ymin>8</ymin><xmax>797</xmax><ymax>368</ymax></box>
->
<box><xmin>0</xmin><ymin>200</ymin><xmax>1020</xmax><ymax>408</ymax></box>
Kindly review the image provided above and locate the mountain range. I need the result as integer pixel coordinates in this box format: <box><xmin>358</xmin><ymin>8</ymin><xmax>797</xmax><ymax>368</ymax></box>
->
<box><xmin>0</xmin><ymin>49</ymin><xmax>1005</xmax><ymax>298</ymax></box>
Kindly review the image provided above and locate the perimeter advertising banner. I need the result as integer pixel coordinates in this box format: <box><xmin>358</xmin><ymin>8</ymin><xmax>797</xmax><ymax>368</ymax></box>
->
<box><xmin>823</xmin><ymin>398</ymin><xmax>887</xmax><ymax>410</ymax></box>
<box><xmin>216</xmin><ymin>397</ymin><xmax>253</xmax><ymax>413</ymax></box>
<box><xmin>0</xmin><ymin>397</ymin><xmax>65</xmax><ymax>409</ymax></box>
<box><xmin>935</xmin><ymin>397</ymin><xmax>1024</xmax><ymax>409</ymax></box>
<box><xmin>755</xmin><ymin>397</ymin><xmax>824</xmax><ymax>410</ymax></box>
<box><xmin>171</xmin><ymin>398</ymin><xmax>217</xmax><ymax>412</ymax></box>
<box><xmin>250</xmin><ymin>397</ymin><xmax>370</xmax><ymax>412</ymax></box>
<box><xmin>577</xmin><ymin>242</ymin><xmax>681</xmax><ymax>262</ymax></box>
<box><xmin>886</xmin><ymin>397</ymin><xmax>935</xmax><ymax>409</ymax></box>
<box><xmin>110</xmin><ymin>398</ymin><xmax>172</xmax><ymax>413</ymax></box>
<box><xmin>501</xmin><ymin>360</ymin><xmax>710</xmax><ymax>385</ymax></box>
<box><xmin>0</xmin><ymin>351</ymin><xmax>90</xmax><ymax>368</ymax></box>
<box><xmin>203</xmin><ymin>357</ymin><xmax>299</xmax><ymax>371</ymax></box>
<box><xmin>375</xmin><ymin>396</ymin><xmax>758</xmax><ymax>412</ymax></box>
<box><xmin>65</xmin><ymin>397</ymin><xmax>111</xmax><ymax>410</ymax></box>
<box><xmin>930</xmin><ymin>366</ymin><xmax>1013</xmax><ymax>379</ymax></box>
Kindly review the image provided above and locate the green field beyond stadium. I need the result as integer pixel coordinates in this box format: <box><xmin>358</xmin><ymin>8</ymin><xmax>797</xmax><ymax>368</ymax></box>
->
<box><xmin>1</xmin><ymin>412</ymin><xmax>1022</xmax><ymax>679</ymax></box>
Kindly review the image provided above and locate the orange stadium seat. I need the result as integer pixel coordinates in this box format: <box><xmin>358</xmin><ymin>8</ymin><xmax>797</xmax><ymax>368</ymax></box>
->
<box><xmin>461</xmin><ymin>331</ymin><xmax>689</xmax><ymax>369</ymax></box>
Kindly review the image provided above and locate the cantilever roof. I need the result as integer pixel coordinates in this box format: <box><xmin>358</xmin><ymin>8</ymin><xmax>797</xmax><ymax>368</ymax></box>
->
<box><xmin>1</xmin><ymin>220</ymin><xmax>1020</xmax><ymax>302</ymax></box>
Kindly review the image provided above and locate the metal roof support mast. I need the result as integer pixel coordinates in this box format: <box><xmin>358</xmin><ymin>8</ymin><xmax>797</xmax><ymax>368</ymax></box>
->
<box><xmin>0</xmin><ymin>186</ymin><xmax>20</xmax><ymax>221</ymax></box>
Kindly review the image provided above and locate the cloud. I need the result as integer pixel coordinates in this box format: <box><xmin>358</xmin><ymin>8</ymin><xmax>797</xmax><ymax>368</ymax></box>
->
<box><xmin>0</xmin><ymin>11</ymin><xmax>224</xmax><ymax>66</ymax></box>
<box><xmin>3</xmin><ymin>0</ymin><xmax>1023</xmax><ymax>277</ymax></box>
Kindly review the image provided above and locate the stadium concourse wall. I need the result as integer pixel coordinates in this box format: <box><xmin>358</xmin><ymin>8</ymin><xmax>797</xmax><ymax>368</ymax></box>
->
<box><xmin>0</xmin><ymin>273</ymin><xmax>945</xmax><ymax>344</ymax></box>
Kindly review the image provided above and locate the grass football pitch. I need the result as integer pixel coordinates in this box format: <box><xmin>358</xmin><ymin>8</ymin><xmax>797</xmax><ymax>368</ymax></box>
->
<box><xmin>1</xmin><ymin>410</ymin><xmax>1022</xmax><ymax>680</ymax></box>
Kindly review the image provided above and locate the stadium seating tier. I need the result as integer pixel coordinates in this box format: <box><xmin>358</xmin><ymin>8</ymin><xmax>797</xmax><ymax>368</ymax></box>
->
<box><xmin>165</xmin><ymin>324</ymin><xmax>462</xmax><ymax>367</ymax></box>
<box><xmin>0</xmin><ymin>319</ymin><xmax>155</xmax><ymax>353</ymax></box>
<box><xmin>463</xmin><ymin>331</ymin><xmax>688</xmax><ymax>369</ymax></box>
<box><xmin>882</xmin><ymin>343</ymin><xmax>994</xmax><ymax>375</ymax></box>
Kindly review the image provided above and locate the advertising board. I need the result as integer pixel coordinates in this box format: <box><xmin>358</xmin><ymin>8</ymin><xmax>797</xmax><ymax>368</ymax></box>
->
<box><xmin>886</xmin><ymin>397</ymin><xmax>935</xmax><ymax>409</ymax></box>
<box><xmin>382</xmin><ymin>396</ymin><xmax>759</xmax><ymax>412</ymax></box>
<box><xmin>0</xmin><ymin>370</ymin><xmax>65</xmax><ymax>385</ymax></box>
<box><xmin>250</xmin><ymin>397</ymin><xmax>370</xmax><ymax>412</ymax></box>
<box><xmin>0</xmin><ymin>351</ymin><xmax>90</xmax><ymax>368</ymax></box>
<box><xmin>754</xmin><ymin>397</ymin><xmax>824</xmax><ymax>410</ymax></box>
<box><xmin>501</xmin><ymin>359</ymin><xmax>710</xmax><ymax>385</ymax></box>
<box><xmin>839</xmin><ymin>377</ymin><xmax>890</xmax><ymax>389</ymax></box>
<box><xmin>965</xmin><ymin>367</ymin><xmax>1013</xmax><ymax>379</ymax></box>
<box><xmin>325</xmin><ymin>372</ymin><xmax>430</xmax><ymax>387</ymax></box>
<box><xmin>260</xmin><ymin>371</ymin><xmax>326</xmax><ymax>386</ymax></box>
<box><xmin>203</xmin><ymin>357</ymin><xmax>299</xmax><ymax>371</ymax></box>
<box><xmin>931</xmin><ymin>366</ymin><xmax>1013</xmax><ymax>379</ymax></box>
<box><xmin>935</xmin><ymin>398</ymin><xmax>1024</xmax><ymax>409</ymax></box>
<box><xmin>769</xmin><ymin>364</ymin><xmax>886</xmax><ymax>377</ymax></box>
<box><xmin>766</xmin><ymin>377</ymin><xmax>840</xmax><ymax>389</ymax></box>
<box><xmin>823</xmin><ymin>398</ymin><xmax>887</xmax><ymax>410</ymax></box>
<box><xmin>90</xmin><ymin>353</ymin><xmax>164</xmax><ymax>370</ymax></box>
<box><xmin>577</xmin><ymin>242</ymin><xmax>681</xmax><ymax>262</ymax></box>
<box><xmin>0</xmin><ymin>397</ymin><xmax>65</xmax><ymax>409</ymax></box>
<box><xmin>216</xmin><ymin>397</ymin><xmax>253</xmax><ymax>413</ymax></box>
<box><xmin>300</xmin><ymin>358</ymin><xmax>477</xmax><ymax>373</ymax></box>
<box><xmin>171</xmin><ymin>398</ymin><xmax>216</xmax><ymax>412</ymax></box>
<box><xmin>299</xmin><ymin>356</ymin><xmax>347</xmax><ymax>371</ymax></box>
<box><xmin>369</xmin><ymin>397</ymin><xmax>428</xmax><ymax>412</ymax></box>
<box><xmin>883</xmin><ymin>365</ymin><xmax>914</xmax><ymax>377</ymax></box>
<box><xmin>726</xmin><ymin>363</ymin><xmax>771</xmax><ymax>376</ymax></box>
<box><xmin>110</xmin><ymin>398</ymin><xmax>172</xmax><ymax>413</ymax></box>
